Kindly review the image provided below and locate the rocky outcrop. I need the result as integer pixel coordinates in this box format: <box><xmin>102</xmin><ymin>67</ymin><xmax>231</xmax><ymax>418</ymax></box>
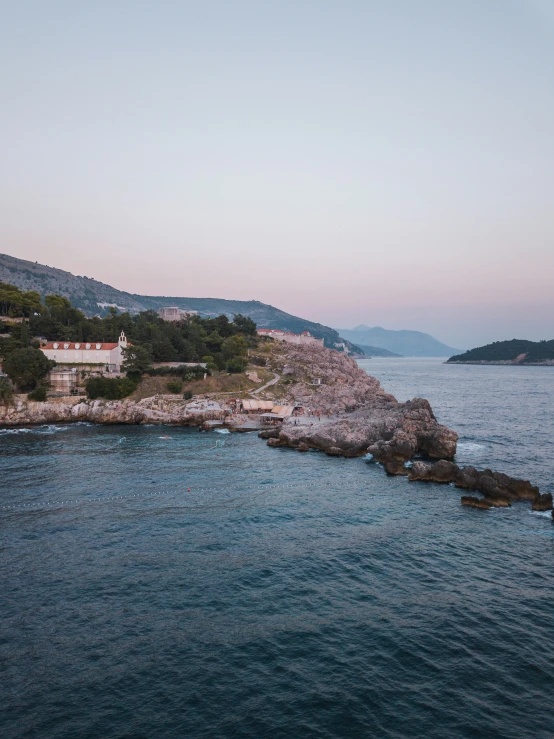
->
<box><xmin>407</xmin><ymin>460</ymin><xmax>548</xmax><ymax>512</ymax></box>
<box><xmin>408</xmin><ymin>460</ymin><xmax>459</xmax><ymax>483</ymax></box>
<box><xmin>270</xmin><ymin>397</ymin><xmax>457</xmax><ymax>463</ymax></box>
<box><xmin>532</xmin><ymin>493</ymin><xmax>553</xmax><ymax>512</ymax></box>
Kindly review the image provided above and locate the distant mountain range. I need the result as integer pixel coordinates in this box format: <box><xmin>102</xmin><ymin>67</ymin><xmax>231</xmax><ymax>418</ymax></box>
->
<box><xmin>0</xmin><ymin>253</ymin><xmax>360</xmax><ymax>352</ymax></box>
<box><xmin>447</xmin><ymin>339</ymin><xmax>554</xmax><ymax>365</ymax></box>
<box><xmin>338</xmin><ymin>325</ymin><xmax>463</xmax><ymax>357</ymax></box>
<box><xmin>355</xmin><ymin>344</ymin><xmax>402</xmax><ymax>358</ymax></box>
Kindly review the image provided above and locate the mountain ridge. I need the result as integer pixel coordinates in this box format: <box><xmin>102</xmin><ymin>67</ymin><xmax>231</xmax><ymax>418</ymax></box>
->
<box><xmin>0</xmin><ymin>253</ymin><xmax>360</xmax><ymax>353</ymax></box>
<box><xmin>338</xmin><ymin>325</ymin><xmax>463</xmax><ymax>357</ymax></box>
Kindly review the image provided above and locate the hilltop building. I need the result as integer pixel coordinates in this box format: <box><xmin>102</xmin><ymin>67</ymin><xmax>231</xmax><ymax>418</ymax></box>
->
<box><xmin>158</xmin><ymin>307</ymin><xmax>198</xmax><ymax>322</ymax></box>
<box><xmin>41</xmin><ymin>331</ymin><xmax>128</xmax><ymax>373</ymax></box>
<box><xmin>256</xmin><ymin>328</ymin><xmax>324</xmax><ymax>348</ymax></box>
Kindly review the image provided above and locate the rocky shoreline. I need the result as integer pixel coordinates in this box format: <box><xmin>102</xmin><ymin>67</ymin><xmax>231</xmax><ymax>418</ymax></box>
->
<box><xmin>0</xmin><ymin>395</ymin><xmax>226</xmax><ymax>428</ymax></box>
<box><xmin>2</xmin><ymin>342</ymin><xmax>550</xmax><ymax>516</ymax></box>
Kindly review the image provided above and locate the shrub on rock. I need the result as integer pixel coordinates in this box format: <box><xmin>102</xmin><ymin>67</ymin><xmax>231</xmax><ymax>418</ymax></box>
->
<box><xmin>86</xmin><ymin>376</ymin><xmax>137</xmax><ymax>400</ymax></box>
<box><xmin>27</xmin><ymin>386</ymin><xmax>47</xmax><ymax>402</ymax></box>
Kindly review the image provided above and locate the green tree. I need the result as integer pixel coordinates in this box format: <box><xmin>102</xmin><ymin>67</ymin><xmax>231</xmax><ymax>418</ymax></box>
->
<box><xmin>227</xmin><ymin>357</ymin><xmax>246</xmax><ymax>373</ymax></box>
<box><xmin>28</xmin><ymin>386</ymin><xmax>47</xmax><ymax>401</ymax></box>
<box><xmin>151</xmin><ymin>338</ymin><xmax>177</xmax><ymax>362</ymax></box>
<box><xmin>0</xmin><ymin>376</ymin><xmax>14</xmax><ymax>404</ymax></box>
<box><xmin>21</xmin><ymin>291</ymin><xmax>43</xmax><ymax>317</ymax></box>
<box><xmin>3</xmin><ymin>348</ymin><xmax>55</xmax><ymax>392</ymax></box>
<box><xmin>222</xmin><ymin>334</ymin><xmax>248</xmax><ymax>361</ymax></box>
<box><xmin>122</xmin><ymin>344</ymin><xmax>152</xmax><ymax>373</ymax></box>
<box><xmin>45</xmin><ymin>294</ymin><xmax>71</xmax><ymax>310</ymax></box>
<box><xmin>86</xmin><ymin>376</ymin><xmax>137</xmax><ymax>400</ymax></box>
<box><xmin>20</xmin><ymin>321</ymin><xmax>29</xmax><ymax>348</ymax></box>
<box><xmin>233</xmin><ymin>314</ymin><xmax>257</xmax><ymax>336</ymax></box>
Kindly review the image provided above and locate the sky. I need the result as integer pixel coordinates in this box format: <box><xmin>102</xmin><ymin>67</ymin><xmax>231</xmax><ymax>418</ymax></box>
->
<box><xmin>1</xmin><ymin>0</ymin><xmax>553</xmax><ymax>348</ymax></box>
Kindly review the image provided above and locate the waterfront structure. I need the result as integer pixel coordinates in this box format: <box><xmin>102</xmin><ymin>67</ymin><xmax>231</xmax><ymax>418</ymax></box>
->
<box><xmin>256</xmin><ymin>328</ymin><xmax>324</xmax><ymax>347</ymax></box>
<box><xmin>41</xmin><ymin>331</ymin><xmax>128</xmax><ymax>373</ymax></box>
<box><xmin>158</xmin><ymin>307</ymin><xmax>198</xmax><ymax>322</ymax></box>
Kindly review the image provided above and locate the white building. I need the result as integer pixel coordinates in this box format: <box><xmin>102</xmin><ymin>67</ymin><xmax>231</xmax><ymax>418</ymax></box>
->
<box><xmin>41</xmin><ymin>331</ymin><xmax>128</xmax><ymax>373</ymax></box>
<box><xmin>158</xmin><ymin>307</ymin><xmax>198</xmax><ymax>322</ymax></box>
<box><xmin>256</xmin><ymin>328</ymin><xmax>325</xmax><ymax>348</ymax></box>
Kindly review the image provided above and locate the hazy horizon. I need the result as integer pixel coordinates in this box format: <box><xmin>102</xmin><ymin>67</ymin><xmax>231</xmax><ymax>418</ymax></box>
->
<box><xmin>2</xmin><ymin>1</ymin><xmax>553</xmax><ymax>348</ymax></box>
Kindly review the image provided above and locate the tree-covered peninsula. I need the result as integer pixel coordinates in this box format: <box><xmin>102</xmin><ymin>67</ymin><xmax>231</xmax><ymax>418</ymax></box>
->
<box><xmin>447</xmin><ymin>339</ymin><xmax>554</xmax><ymax>365</ymax></box>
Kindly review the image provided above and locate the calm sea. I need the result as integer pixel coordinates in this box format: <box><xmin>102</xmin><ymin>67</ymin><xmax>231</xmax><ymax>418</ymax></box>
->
<box><xmin>1</xmin><ymin>358</ymin><xmax>553</xmax><ymax>738</ymax></box>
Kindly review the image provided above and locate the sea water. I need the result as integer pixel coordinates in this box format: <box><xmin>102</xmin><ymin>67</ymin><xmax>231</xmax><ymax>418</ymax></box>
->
<box><xmin>1</xmin><ymin>359</ymin><xmax>553</xmax><ymax>738</ymax></box>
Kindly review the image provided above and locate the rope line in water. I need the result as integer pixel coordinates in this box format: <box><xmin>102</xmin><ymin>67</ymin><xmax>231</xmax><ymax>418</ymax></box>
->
<box><xmin>0</xmin><ymin>482</ymin><xmax>333</xmax><ymax>512</ymax></box>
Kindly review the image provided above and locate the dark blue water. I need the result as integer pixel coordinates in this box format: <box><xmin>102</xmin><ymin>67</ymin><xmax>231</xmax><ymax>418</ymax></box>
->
<box><xmin>1</xmin><ymin>360</ymin><xmax>554</xmax><ymax>738</ymax></box>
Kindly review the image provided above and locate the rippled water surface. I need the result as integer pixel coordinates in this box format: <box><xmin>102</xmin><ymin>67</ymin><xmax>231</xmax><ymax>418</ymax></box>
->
<box><xmin>1</xmin><ymin>360</ymin><xmax>554</xmax><ymax>738</ymax></box>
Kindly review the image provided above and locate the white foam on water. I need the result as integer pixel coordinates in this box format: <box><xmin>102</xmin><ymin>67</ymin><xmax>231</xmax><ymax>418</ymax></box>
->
<box><xmin>214</xmin><ymin>429</ymin><xmax>230</xmax><ymax>434</ymax></box>
<box><xmin>1</xmin><ymin>425</ymin><xmax>69</xmax><ymax>435</ymax></box>
<box><xmin>0</xmin><ymin>427</ymin><xmax>35</xmax><ymax>435</ymax></box>
<box><xmin>529</xmin><ymin>509</ymin><xmax>553</xmax><ymax>519</ymax></box>
<box><xmin>457</xmin><ymin>442</ymin><xmax>487</xmax><ymax>453</ymax></box>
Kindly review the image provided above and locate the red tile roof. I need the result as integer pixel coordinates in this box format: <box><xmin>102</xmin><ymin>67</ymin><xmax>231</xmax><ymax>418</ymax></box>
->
<box><xmin>42</xmin><ymin>342</ymin><xmax>119</xmax><ymax>350</ymax></box>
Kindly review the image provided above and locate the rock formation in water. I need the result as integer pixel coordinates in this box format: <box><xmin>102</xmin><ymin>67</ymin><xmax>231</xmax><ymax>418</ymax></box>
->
<box><xmin>406</xmin><ymin>460</ymin><xmax>551</xmax><ymax>511</ymax></box>
<box><xmin>261</xmin><ymin>344</ymin><xmax>457</xmax><ymax>461</ymax></box>
<box><xmin>261</xmin><ymin>344</ymin><xmax>549</xmax><ymax>513</ymax></box>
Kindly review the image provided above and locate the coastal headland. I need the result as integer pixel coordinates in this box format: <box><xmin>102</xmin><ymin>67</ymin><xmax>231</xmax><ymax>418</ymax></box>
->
<box><xmin>1</xmin><ymin>342</ymin><xmax>550</xmax><ymax>515</ymax></box>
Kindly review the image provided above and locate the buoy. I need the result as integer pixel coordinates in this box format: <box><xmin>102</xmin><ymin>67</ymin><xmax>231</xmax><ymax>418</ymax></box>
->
<box><xmin>187</xmin><ymin>488</ymin><xmax>191</xmax><ymax>492</ymax></box>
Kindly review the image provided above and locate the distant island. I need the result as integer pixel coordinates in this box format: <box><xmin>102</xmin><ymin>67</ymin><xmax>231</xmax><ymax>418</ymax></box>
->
<box><xmin>337</xmin><ymin>325</ymin><xmax>463</xmax><ymax>357</ymax></box>
<box><xmin>447</xmin><ymin>339</ymin><xmax>554</xmax><ymax>365</ymax></box>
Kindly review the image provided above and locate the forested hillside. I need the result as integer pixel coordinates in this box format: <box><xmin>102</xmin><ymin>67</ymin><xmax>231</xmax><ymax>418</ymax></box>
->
<box><xmin>447</xmin><ymin>339</ymin><xmax>554</xmax><ymax>364</ymax></box>
<box><xmin>0</xmin><ymin>283</ymin><xmax>258</xmax><ymax>371</ymax></box>
<box><xmin>0</xmin><ymin>253</ymin><xmax>359</xmax><ymax>352</ymax></box>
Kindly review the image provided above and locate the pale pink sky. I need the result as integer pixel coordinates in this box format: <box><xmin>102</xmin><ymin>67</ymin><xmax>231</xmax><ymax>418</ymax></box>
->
<box><xmin>2</xmin><ymin>1</ymin><xmax>553</xmax><ymax>348</ymax></box>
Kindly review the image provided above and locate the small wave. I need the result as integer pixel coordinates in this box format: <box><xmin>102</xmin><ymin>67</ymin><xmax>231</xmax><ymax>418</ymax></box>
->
<box><xmin>529</xmin><ymin>510</ymin><xmax>553</xmax><ymax>520</ymax></box>
<box><xmin>457</xmin><ymin>442</ymin><xmax>487</xmax><ymax>453</ymax></box>
<box><xmin>214</xmin><ymin>429</ymin><xmax>230</xmax><ymax>434</ymax></box>
<box><xmin>0</xmin><ymin>424</ymin><xmax>71</xmax><ymax>435</ymax></box>
<box><xmin>0</xmin><ymin>427</ymin><xmax>35</xmax><ymax>435</ymax></box>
